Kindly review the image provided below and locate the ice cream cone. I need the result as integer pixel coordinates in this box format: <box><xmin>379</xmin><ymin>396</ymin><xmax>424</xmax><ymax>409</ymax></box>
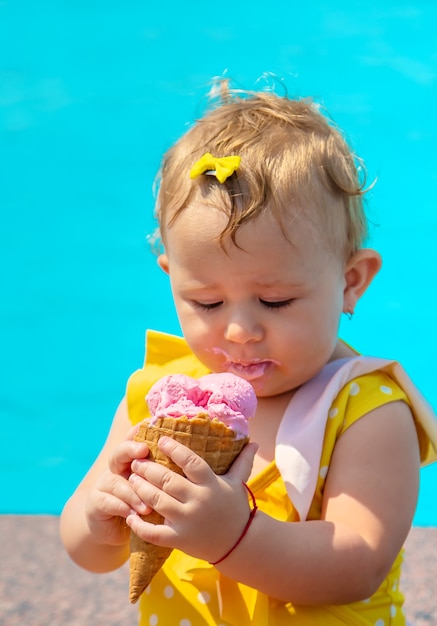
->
<box><xmin>129</xmin><ymin>414</ymin><xmax>249</xmax><ymax>603</ymax></box>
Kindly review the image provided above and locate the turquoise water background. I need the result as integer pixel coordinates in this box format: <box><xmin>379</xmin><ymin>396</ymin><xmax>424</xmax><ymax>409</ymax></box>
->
<box><xmin>1</xmin><ymin>2</ymin><xmax>436</xmax><ymax>524</ymax></box>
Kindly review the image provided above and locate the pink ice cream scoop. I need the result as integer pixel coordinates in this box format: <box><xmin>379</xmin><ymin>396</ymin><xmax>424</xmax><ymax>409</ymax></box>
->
<box><xmin>146</xmin><ymin>373</ymin><xmax>257</xmax><ymax>438</ymax></box>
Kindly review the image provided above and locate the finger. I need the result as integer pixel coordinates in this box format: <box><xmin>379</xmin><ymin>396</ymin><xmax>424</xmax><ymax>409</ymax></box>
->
<box><xmin>126</xmin><ymin>511</ymin><xmax>177</xmax><ymax>547</ymax></box>
<box><xmin>96</xmin><ymin>472</ymin><xmax>151</xmax><ymax>516</ymax></box>
<box><xmin>128</xmin><ymin>471</ymin><xmax>185</xmax><ymax>523</ymax></box>
<box><xmin>226</xmin><ymin>442</ymin><xmax>258</xmax><ymax>483</ymax></box>
<box><xmin>108</xmin><ymin>440</ymin><xmax>149</xmax><ymax>476</ymax></box>
<box><xmin>157</xmin><ymin>437</ymin><xmax>214</xmax><ymax>485</ymax></box>
<box><xmin>131</xmin><ymin>456</ymin><xmax>193</xmax><ymax>504</ymax></box>
<box><xmin>124</xmin><ymin>423</ymin><xmax>140</xmax><ymax>439</ymax></box>
<box><xmin>91</xmin><ymin>490</ymin><xmax>135</xmax><ymax>521</ymax></box>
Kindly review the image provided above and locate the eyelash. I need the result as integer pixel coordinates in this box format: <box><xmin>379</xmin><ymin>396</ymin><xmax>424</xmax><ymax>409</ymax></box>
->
<box><xmin>193</xmin><ymin>299</ymin><xmax>294</xmax><ymax>311</ymax></box>
<box><xmin>260</xmin><ymin>299</ymin><xmax>294</xmax><ymax>309</ymax></box>
<box><xmin>194</xmin><ymin>301</ymin><xmax>223</xmax><ymax>311</ymax></box>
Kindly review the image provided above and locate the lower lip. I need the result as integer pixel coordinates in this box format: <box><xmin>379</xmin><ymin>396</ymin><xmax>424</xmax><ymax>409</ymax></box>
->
<box><xmin>227</xmin><ymin>361</ymin><xmax>274</xmax><ymax>381</ymax></box>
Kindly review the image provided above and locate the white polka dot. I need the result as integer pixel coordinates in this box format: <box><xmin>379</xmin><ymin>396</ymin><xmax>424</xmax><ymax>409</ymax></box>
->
<box><xmin>361</xmin><ymin>597</ymin><xmax>371</xmax><ymax>604</ymax></box>
<box><xmin>392</xmin><ymin>579</ymin><xmax>398</xmax><ymax>591</ymax></box>
<box><xmin>180</xmin><ymin>620</ymin><xmax>192</xmax><ymax>626</ymax></box>
<box><xmin>349</xmin><ymin>382</ymin><xmax>360</xmax><ymax>396</ymax></box>
<box><xmin>164</xmin><ymin>585</ymin><xmax>174</xmax><ymax>598</ymax></box>
<box><xmin>197</xmin><ymin>591</ymin><xmax>211</xmax><ymax>604</ymax></box>
<box><xmin>145</xmin><ymin>584</ymin><xmax>151</xmax><ymax>594</ymax></box>
<box><xmin>390</xmin><ymin>605</ymin><xmax>397</xmax><ymax>617</ymax></box>
<box><xmin>149</xmin><ymin>615</ymin><xmax>158</xmax><ymax>626</ymax></box>
<box><xmin>319</xmin><ymin>466</ymin><xmax>328</xmax><ymax>479</ymax></box>
<box><xmin>374</xmin><ymin>619</ymin><xmax>385</xmax><ymax>626</ymax></box>
<box><xmin>380</xmin><ymin>385</ymin><xmax>393</xmax><ymax>395</ymax></box>
<box><xmin>328</xmin><ymin>407</ymin><xmax>338</xmax><ymax>419</ymax></box>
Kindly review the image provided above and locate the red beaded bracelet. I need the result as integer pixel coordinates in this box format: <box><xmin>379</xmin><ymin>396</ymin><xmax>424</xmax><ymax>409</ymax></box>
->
<box><xmin>209</xmin><ymin>482</ymin><xmax>258</xmax><ymax>566</ymax></box>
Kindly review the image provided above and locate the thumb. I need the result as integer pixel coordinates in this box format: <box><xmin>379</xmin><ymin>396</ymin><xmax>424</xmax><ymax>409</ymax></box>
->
<box><xmin>227</xmin><ymin>442</ymin><xmax>259</xmax><ymax>483</ymax></box>
<box><xmin>126</xmin><ymin>423</ymin><xmax>142</xmax><ymax>440</ymax></box>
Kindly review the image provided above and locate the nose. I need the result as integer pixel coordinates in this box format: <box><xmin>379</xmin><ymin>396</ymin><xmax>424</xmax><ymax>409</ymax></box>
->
<box><xmin>224</xmin><ymin>315</ymin><xmax>263</xmax><ymax>344</ymax></box>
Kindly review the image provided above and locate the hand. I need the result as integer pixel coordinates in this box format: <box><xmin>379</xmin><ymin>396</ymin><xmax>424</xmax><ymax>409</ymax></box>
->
<box><xmin>126</xmin><ymin>437</ymin><xmax>258</xmax><ymax>563</ymax></box>
<box><xmin>85</xmin><ymin>426</ymin><xmax>151</xmax><ymax>547</ymax></box>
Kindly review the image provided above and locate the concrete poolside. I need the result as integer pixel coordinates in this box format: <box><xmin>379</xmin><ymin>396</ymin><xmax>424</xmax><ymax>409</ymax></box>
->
<box><xmin>0</xmin><ymin>516</ymin><xmax>436</xmax><ymax>625</ymax></box>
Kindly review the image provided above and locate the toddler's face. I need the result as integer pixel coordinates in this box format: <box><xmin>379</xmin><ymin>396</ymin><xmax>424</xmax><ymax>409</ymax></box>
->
<box><xmin>159</xmin><ymin>203</ymin><xmax>348</xmax><ymax>397</ymax></box>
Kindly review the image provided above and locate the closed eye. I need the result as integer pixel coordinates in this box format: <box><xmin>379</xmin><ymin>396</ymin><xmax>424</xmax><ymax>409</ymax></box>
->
<box><xmin>260</xmin><ymin>298</ymin><xmax>294</xmax><ymax>309</ymax></box>
<box><xmin>193</xmin><ymin>301</ymin><xmax>223</xmax><ymax>311</ymax></box>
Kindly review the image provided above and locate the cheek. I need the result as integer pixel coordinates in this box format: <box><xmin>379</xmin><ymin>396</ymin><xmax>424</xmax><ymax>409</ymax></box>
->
<box><xmin>276</xmin><ymin>298</ymin><xmax>341</xmax><ymax>350</ymax></box>
<box><xmin>176</xmin><ymin>307</ymin><xmax>216</xmax><ymax>347</ymax></box>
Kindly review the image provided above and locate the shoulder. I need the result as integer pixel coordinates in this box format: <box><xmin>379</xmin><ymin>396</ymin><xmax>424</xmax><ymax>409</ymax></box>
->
<box><xmin>318</xmin><ymin>369</ymin><xmax>411</xmax><ymax>481</ymax></box>
<box><xmin>333</xmin><ymin>369</ymin><xmax>409</xmax><ymax>432</ymax></box>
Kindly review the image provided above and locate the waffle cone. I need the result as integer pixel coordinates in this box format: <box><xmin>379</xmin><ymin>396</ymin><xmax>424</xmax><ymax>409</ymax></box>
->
<box><xmin>129</xmin><ymin>414</ymin><xmax>249</xmax><ymax>603</ymax></box>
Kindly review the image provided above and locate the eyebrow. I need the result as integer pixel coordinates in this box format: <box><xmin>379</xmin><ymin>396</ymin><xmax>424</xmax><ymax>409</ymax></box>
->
<box><xmin>184</xmin><ymin>279</ymin><xmax>305</xmax><ymax>290</ymax></box>
<box><xmin>253</xmin><ymin>280</ymin><xmax>305</xmax><ymax>289</ymax></box>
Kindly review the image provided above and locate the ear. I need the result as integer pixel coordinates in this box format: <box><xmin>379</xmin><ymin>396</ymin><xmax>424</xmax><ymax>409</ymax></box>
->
<box><xmin>343</xmin><ymin>248</ymin><xmax>382</xmax><ymax>314</ymax></box>
<box><xmin>157</xmin><ymin>253</ymin><xmax>169</xmax><ymax>275</ymax></box>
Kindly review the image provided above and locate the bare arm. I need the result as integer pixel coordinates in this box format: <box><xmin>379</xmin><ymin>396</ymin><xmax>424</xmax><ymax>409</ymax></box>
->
<box><xmin>218</xmin><ymin>400</ymin><xmax>420</xmax><ymax>603</ymax></box>
<box><xmin>127</xmin><ymin>400</ymin><xmax>420</xmax><ymax>604</ymax></box>
<box><xmin>59</xmin><ymin>399</ymin><xmax>149</xmax><ymax>573</ymax></box>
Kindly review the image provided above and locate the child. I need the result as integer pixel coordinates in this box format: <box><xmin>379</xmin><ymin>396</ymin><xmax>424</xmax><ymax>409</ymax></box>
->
<box><xmin>60</xmin><ymin>82</ymin><xmax>437</xmax><ymax>625</ymax></box>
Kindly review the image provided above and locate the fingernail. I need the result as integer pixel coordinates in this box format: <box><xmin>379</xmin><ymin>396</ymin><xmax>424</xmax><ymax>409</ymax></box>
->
<box><xmin>125</xmin><ymin>513</ymin><xmax>135</xmax><ymax>528</ymax></box>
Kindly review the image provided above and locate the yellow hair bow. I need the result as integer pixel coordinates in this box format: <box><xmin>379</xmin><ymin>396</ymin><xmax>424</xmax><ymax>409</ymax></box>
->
<box><xmin>189</xmin><ymin>152</ymin><xmax>241</xmax><ymax>184</ymax></box>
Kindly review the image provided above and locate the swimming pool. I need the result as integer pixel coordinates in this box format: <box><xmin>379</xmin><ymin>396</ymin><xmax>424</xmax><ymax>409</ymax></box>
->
<box><xmin>1</xmin><ymin>1</ymin><xmax>436</xmax><ymax>524</ymax></box>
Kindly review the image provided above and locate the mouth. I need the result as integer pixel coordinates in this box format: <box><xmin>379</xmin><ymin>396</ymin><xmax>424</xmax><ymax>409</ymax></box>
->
<box><xmin>225</xmin><ymin>359</ymin><xmax>277</xmax><ymax>381</ymax></box>
<box><xmin>208</xmin><ymin>347</ymin><xmax>280</xmax><ymax>382</ymax></box>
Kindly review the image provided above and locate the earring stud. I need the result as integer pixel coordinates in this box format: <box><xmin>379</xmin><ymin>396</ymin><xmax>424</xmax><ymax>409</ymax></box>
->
<box><xmin>345</xmin><ymin>305</ymin><xmax>354</xmax><ymax>321</ymax></box>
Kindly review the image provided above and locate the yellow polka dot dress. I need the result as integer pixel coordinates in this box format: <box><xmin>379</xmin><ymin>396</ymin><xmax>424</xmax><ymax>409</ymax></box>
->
<box><xmin>126</xmin><ymin>331</ymin><xmax>436</xmax><ymax>626</ymax></box>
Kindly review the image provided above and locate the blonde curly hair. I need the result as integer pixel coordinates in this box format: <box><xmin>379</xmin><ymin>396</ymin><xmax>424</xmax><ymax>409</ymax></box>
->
<box><xmin>154</xmin><ymin>81</ymin><xmax>370</xmax><ymax>261</ymax></box>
